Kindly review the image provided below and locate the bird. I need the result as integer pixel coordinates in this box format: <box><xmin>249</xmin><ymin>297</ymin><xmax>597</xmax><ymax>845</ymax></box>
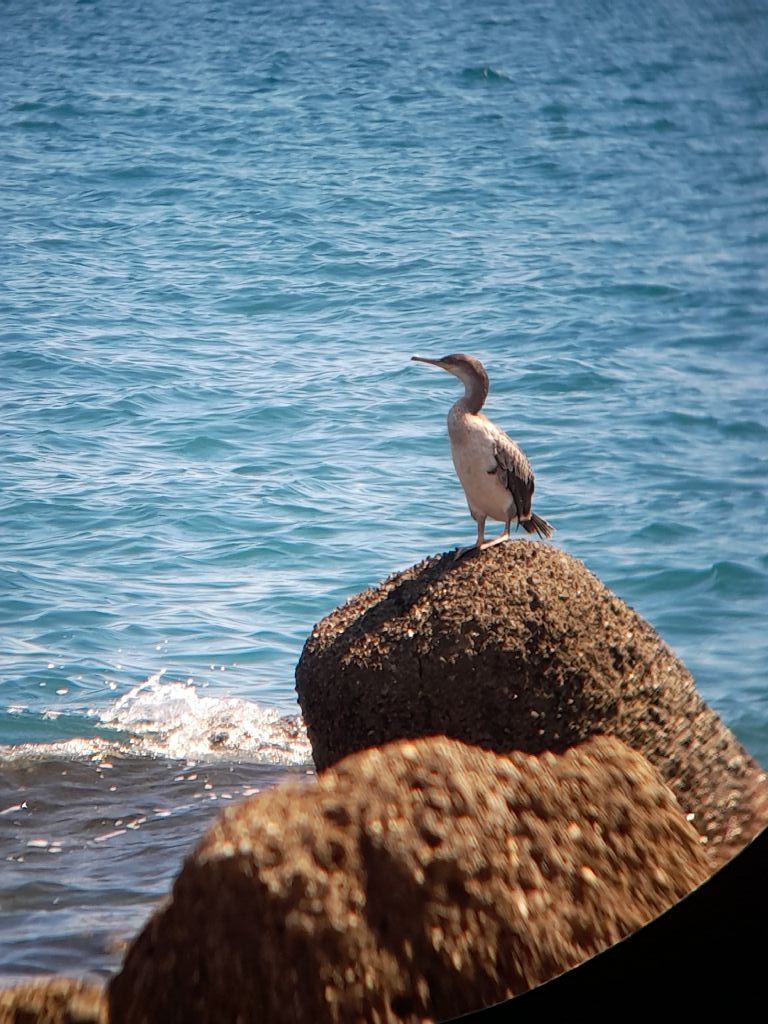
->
<box><xmin>411</xmin><ymin>352</ymin><xmax>553</xmax><ymax>554</ymax></box>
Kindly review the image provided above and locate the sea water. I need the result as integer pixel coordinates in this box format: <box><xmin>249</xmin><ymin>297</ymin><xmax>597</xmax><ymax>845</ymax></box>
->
<box><xmin>1</xmin><ymin>0</ymin><xmax>766</xmax><ymax>981</ymax></box>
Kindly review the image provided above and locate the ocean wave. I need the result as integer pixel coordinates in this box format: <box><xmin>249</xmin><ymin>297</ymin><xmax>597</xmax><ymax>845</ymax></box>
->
<box><xmin>460</xmin><ymin>66</ymin><xmax>514</xmax><ymax>85</ymax></box>
<box><xmin>1</xmin><ymin>673</ymin><xmax>312</xmax><ymax>767</ymax></box>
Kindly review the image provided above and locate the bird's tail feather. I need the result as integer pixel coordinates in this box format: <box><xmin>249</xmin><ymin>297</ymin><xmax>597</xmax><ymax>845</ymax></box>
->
<box><xmin>522</xmin><ymin>513</ymin><xmax>554</xmax><ymax>540</ymax></box>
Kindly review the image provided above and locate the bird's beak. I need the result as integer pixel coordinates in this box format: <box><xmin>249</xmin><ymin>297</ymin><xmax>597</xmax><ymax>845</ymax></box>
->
<box><xmin>411</xmin><ymin>355</ymin><xmax>443</xmax><ymax>368</ymax></box>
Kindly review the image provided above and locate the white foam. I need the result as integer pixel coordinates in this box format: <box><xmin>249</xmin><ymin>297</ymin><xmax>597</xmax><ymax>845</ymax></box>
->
<box><xmin>94</xmin><ymin>673</ymin><xmax>312</xmax><ymax>765</ymax></box>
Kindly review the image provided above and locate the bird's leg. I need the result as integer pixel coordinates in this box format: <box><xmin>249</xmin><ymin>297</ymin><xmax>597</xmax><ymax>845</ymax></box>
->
<box><xmin>475</xmin><ymin>516</ymin><xmax>486</xmax><ymax>547</ymax></box>
<box><xmin>454</xmin><ymin>515</ymin><xmax>486</xmax><ymax>560</ymax></box>
<box><xmin>478</xmin><ymin>515</ymin><xmax>513</xmax><ymax>550</ymax></box>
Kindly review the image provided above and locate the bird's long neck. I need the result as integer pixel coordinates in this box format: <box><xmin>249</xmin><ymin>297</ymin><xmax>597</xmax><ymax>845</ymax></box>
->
<box><xmin>455</xmin><ymin>369</ymin><xmax>488</xmax><ymax>415</ymax></box>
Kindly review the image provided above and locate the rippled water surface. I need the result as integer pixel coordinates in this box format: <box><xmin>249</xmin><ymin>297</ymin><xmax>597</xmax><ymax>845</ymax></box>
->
<box><xmin>1</xmin><ymin>0</ymin><xmax>767</xmax><ymax>981</ymax></box>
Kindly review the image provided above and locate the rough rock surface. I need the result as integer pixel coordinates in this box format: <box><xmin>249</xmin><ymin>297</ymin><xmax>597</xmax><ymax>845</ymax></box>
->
<box><xmin>109</xmin><ymin>735</ymin><xmax>710</xmax><ymax>1024</ymax></box>
<box><xmin>0</xmin><ymin>978</ymin><xmax>106</xmax><ymax>1024</ymax></box>
<box><xmin>296</xmin><ymin>541</ymin><xmax>767</xmax><ymax>866</ymax></box>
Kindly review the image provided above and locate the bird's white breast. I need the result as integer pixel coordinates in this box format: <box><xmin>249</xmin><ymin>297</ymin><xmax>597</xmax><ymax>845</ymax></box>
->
<box><xmin>447</xmin><ymin>408</ymin><xmax>515</xmax><ymax>523</ymax></box>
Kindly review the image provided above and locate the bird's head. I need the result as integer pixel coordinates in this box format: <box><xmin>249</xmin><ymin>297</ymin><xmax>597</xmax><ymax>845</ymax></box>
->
<box><xmin>411</xmin><ymin>353</ymin><xmax>489</xmax><ymax>394</ymax></box>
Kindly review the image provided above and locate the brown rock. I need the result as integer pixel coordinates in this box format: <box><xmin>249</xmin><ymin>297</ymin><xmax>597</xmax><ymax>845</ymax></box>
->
<box><xmin>0</xmin><ymin>978</ymin><xmax>106</xmax><ymax>1024</ymax></box>
<box><xmin>296</xmin><ymin>541</ymin><xmax>767</xmax><ymax>866</ymax></box>
<box><xmin>109</xmin><ymin>735</ymin><xmax>710</xmax><ymax>1024</ymax></box>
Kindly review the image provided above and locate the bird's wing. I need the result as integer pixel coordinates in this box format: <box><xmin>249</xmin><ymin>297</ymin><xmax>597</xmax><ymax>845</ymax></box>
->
<box><xmin>489</xmin><ymin>433</ymin><xmax>535</xmax><ymax>520</ymax></box>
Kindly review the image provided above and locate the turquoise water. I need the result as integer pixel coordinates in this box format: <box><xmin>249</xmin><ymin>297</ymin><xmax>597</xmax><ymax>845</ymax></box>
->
<box><xmin>1</xmin><ymin>0</ymin><xmax>767</xmax><ymax>980</ymax></box>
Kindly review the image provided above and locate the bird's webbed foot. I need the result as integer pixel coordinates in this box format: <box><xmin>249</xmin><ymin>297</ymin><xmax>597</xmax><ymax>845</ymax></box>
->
<box><xmin>453</xmin><ymin>544</ymin><xmax>476</xmax><ymax>562</ymax></box>
<box><xmin>478</xmin><ymin>530</ymin><xmax>510</xmax><ymax>550</ymax></box>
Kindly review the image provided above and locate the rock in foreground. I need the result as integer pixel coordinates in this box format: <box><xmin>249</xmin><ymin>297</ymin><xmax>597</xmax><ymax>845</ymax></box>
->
<box><xmin>109</xmin><ymin>735</ymin><xmax>709</xmax><ymax>1024</ymax></box>
<box><xmin>296</xmin><ymin>542</ymin><xmax>767</xmax><ymax>865</ymax></box>
<box><xmin>0</xmin><ymin>978</ymin><xmax>106</xmax><ymax>1024</ymax></box>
